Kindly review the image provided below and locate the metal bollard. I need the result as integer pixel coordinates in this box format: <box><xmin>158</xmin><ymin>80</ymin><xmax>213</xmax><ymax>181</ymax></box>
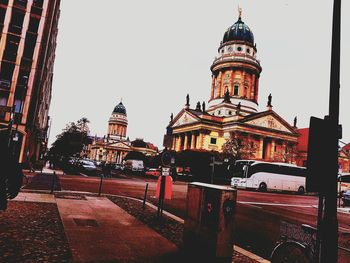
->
<box><xmin>142</xmin><ymin>183</ymin><xmax>149</xmax><ymax>209</ymax></box>
<box><xmin>50</xmin><ymin>171</ymin><xmax>56</xmax><ymax>194</ymax></box>
<box><xmin>98</xmin><ymin>174</ymin><xmax>103</xmax><ymax>196</ymax></box>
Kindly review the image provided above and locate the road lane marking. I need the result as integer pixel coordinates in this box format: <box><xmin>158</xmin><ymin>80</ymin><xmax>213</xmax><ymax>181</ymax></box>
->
<box><xmin>238</xmin><ymin>201</ymin><xmax>314</xmax><ymax>208</ymax></box>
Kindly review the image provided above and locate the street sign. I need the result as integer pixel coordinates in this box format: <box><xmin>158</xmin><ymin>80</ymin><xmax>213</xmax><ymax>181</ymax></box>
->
<box><xmin>162</xmin><ymin>167</ymin><xmax>170</xmax><ymax>176</ymax></box>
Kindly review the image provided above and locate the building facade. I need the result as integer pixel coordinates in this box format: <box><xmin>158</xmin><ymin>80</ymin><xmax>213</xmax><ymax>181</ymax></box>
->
<box><xmin>296</xmin><ymin>128</ymin><xmax>350</xmax><ymax>172</ymax></box>
<box><xmin>165</xmin><ymin>12</ymin><xmax>299</xmax><ymax>163</ymax></box>
<box><xmin>89</xmin><ymin>101</ymin><xmax>158</xmax><ymax>164</ymax></box>
<box><xmin>0</xmin><ymin>0</ymin><xmax>61</xmax><ymax>163</ymax></box>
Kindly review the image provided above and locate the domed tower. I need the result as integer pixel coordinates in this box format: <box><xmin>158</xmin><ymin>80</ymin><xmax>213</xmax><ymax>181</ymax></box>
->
<box><xmin>208</xmin><ymin>10</ymin><xmax>262</xmax><ymax>115</ymax></box>
<box><xmin>108</xmin><ymin>101</ymin><xmax>128</xmax><ymax>139</ymax></box>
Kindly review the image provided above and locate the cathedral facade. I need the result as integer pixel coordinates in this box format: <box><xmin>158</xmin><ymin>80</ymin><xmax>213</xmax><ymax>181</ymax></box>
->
<box><xmin>89</xmin><ymin>102</ymin><xmax>157</xmax><ymax>164</ymax></box>
<box><xmin>165</xmin><ymin>12</ymin><xmax>299</xmax><ymax>163</ymax></box>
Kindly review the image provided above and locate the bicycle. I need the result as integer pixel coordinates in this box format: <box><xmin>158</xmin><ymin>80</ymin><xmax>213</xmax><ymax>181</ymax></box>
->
<box><xmin>270</xmin><ymin>222</ymin><xmax>317</xmax><ymax>263</ymax></box>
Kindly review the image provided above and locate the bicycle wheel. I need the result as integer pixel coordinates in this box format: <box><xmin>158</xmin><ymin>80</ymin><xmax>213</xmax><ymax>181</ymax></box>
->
<box><xmin>271</xmin><ymin>241</ymin><xmax>312</xmax><ymax>263</ymax></box>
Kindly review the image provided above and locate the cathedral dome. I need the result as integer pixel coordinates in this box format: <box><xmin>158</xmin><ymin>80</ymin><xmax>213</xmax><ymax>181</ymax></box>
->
<box><xmin>113</xmin><ymin>102</ymin><xmax>126</xmax><ymax>115</ymax></box>
<box><xmin>223</xmin><ymin>17</ymin><xmax>254</xmax><ymax>45</ymax></box>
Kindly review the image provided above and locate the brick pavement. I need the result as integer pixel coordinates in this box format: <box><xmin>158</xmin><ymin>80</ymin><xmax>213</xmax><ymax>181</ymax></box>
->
<box><xmin>18</xmin><ymin>169</ymin><xmax>270</xmax><ymax>262</ymax></box>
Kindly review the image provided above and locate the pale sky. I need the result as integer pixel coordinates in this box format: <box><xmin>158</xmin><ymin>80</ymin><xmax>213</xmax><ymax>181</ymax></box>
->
<box><xmin>48</xmin><ymin>1</ymin><xmax>350</xmax><ymax>149</ymax></box>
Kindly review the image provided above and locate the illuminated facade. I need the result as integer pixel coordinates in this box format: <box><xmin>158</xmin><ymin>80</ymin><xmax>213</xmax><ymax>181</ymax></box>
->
<box><xmin>0</xmin><ymin>0</ymin><xmax>61</xmax><ymax>163</ymax></box>
<box><xmin>89</xmin><ymin>101</ymin><xmax>158</xmax><ymax>164</ymax></box>
<box><xmin>165</xmin><ymin>12</ymin><xmax>299</xmax><ymax>163</ymax></box>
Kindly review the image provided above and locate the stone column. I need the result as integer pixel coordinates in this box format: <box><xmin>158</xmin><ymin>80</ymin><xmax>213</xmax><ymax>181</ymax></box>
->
<box><xmin>251</xmin><ymin>74</ymin><xmax>256</xmax><ymax>100</ymax></box>
<box><xmin>211</xmin><ymin>75</ymin><xmax>215</xmax><ymax>99</ymax></box>
<box><xmin>259</xmin><ymin>137</ymin><xmax>264</xmax><ymax>159</ymax></box>
<box><xmin>255</xmin><ymin>78</ymin><xmax>259</xmax><ymax>102</ymax></box>
<box><xmin>216</xmin><ymin>72</ymin><xmax>222</xmax><ymax>98</ymax></box>
<box><xmin>172</xmin><ymin>135</ymin><xmax>177</xmax><ymax>150</ymax></box>
<box><xmin>190</xmin><ymin>133</ymin><xmax>196</xmax><ymax>149</ymax></box>
<box><xmin>271</xmin><ymin>139</ymin><xmax>275</xmax><ymax>160</ymax></box>
<box><xmin>183</xmin><ymin>134</ymin><xmax>189</xmax><ymax>150</ymax></box>
<box><xmin>176</xmin><ymin>135</ymin><xmax>182</xmax><ymax>151</ymax></box>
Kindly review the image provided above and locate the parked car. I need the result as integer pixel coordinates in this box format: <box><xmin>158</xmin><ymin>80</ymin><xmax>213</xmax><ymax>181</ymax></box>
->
<box><xmin>114</xmin><ymin>164</ymin><xmax>124</xmax><ymax>171</ymax></box>
<box><xmin>145</xmin><ymin>168</ymin><xmax>161</xmax><ymax>177</ymax></box>
<box><xmin>79</xmin><ymin>160</ymin><xmax>97</xmax><ymax>175</ymax></box>
<box><xmin>124</xmin><ymin>160</ymin><xmax>144</xmax><ymax>173</ymax></box>
<box><xmin>342</xmin><ymin>190</ymin><xmax>350</xmax><ymax>206</ymax></box>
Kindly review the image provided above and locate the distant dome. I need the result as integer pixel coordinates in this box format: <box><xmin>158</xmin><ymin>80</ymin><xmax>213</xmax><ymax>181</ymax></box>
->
<box><xmin>223</xmin><ymin>17</ymin><xmax>254</xmax><ymax>45</ymax></box>
<box><xmin>113</xmin><ymin>102</ymin><xmax>126</xmax><ymax>115</ymax></box>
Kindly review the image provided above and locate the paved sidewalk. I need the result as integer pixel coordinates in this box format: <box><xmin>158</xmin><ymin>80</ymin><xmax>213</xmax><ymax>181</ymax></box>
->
<box><xmin>56</xmin><ymin>195</ymin><xmax>178</xmax><ymax>262</ymax></box>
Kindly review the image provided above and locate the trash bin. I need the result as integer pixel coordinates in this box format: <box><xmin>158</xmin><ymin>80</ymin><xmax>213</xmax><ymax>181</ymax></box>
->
<box><xmin>183</xmin><ymin>182</ymin><xmax>237</xmax><ymax>262</ymax></box>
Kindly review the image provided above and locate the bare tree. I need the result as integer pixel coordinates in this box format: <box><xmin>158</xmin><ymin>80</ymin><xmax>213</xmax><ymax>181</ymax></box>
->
<box><xmin>222</xmin><ymin>134</ymin><xmax>257</xmax><ymax>161</ymax></box>
<box><xmin>273</xmin><ymin>144</ymin><xmax>299</xmax><ymax>164</ymax></box>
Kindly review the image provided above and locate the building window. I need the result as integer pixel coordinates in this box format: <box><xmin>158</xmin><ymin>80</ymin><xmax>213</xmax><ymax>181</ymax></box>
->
<box><xmin>228</xmin><ymin>110</ymin><xmax>232</xmax><ymax>115</ymax></box>
<box><xmin>246</xmin><ymin>48</ymin><xmax>250</xmax><ymax>54</ymax></box>
<box><xmin>218</xmin><ymin>110</ymin><xmax>221</xmax><ymax>115</ymax></box>
<box><xmin>9</xmin><ymin>9</ymin><xmax>25</xmax><ymax>35</ymax></box>
<box><xmin>234</xmin><ymin>85</ymin><xmax>239</xmax><ymax>96</ymax></box>
<box><xmin>210</xmin><ymin>138</ymin><xmax>217</xmax><ymax>145</ymax></box>
<box><xmin>237</xmin><ymin>46</ymin><xmax>242</xmax><ymax>51</ymax></box>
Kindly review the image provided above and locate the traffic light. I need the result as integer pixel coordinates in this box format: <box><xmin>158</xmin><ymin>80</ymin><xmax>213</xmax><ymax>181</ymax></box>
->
<box><xmin>306</xmin><ymin>117</ymin><xmax>334</xmax><ymax>194</ymax></box>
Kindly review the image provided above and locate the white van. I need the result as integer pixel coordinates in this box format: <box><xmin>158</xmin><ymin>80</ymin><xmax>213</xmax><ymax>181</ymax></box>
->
<box><xmin>124</xmin><ymin>160</ymin><xmax>144</xmax><ymax>172</ymax></box>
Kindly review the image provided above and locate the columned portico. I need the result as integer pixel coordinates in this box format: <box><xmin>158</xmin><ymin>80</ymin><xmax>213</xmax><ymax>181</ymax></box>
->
<box><xmin>165</xmin><ymin>11</ymin><xmax>299</xmax><ymax>164</ymax></box>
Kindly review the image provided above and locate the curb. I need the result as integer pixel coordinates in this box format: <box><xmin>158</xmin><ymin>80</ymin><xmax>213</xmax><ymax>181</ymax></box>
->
<box><xmin>234</xmin><ymin>246</ymin><xmax>270</xmax><ymax>263</ymax></box>
<box><xmin>19</xmin><ymin>189</ymin><xmax>270</xmax><ymax>263</ymax></box>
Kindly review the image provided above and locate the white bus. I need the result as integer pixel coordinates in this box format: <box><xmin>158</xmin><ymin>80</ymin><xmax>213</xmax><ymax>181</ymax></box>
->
<box><xmin>230</xmin><ymin>160</ymin><xmax>307</xmax><ymax>194</ymax></box>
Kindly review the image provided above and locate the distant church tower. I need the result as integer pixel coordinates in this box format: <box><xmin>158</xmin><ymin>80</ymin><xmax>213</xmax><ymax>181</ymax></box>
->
<box><xmin>208</xmin><ymin>9</ymin><xmax>262</xmax><ymax>115</ymax></box>
<box><xmin>108</xmin><ymin>101</ymin><xmax>128</xmax><ymax>139</ymax></box>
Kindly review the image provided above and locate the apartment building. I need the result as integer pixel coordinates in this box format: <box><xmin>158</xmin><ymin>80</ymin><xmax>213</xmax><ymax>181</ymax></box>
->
<box><xmin>0</xmin><ymin>0</ymin><xmax>60</xmax><ymax>164</ymax></box>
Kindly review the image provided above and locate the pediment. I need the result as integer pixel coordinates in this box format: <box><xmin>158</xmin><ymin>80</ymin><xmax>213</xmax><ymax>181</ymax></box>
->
<box><xmin>109</xmin><ymin>142</ymin><xmax>131</xmax><ymax>149</ymax></box>
<box><xmin>244</xmin><ymin>114</ymin><xmax>293</xmax><ymax>133</ymax></box>
<box><xmin>172</xmin><ymin>112</ymin><xmax>199</xmax><ymax>128</ymax></box>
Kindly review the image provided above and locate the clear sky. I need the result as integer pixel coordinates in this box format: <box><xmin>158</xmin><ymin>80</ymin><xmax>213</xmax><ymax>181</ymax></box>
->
<box><xmin>48</xmin><ymin>1</ymin><xmax>350</xmax><ymax>148</ymax></box>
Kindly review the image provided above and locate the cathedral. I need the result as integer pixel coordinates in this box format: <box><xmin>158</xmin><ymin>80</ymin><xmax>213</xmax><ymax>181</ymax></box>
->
<box><xmin>89</xmin><ymin>101</ymin><xmax>158</xmax><ymax>164</ymax></box>
<box><xmin>165</xmin><ymin>11</ymin><xmax>299</xmax><ymax>163</ymax></box>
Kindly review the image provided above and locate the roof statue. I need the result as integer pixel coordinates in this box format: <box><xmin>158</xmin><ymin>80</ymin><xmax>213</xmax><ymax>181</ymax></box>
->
<box><xmin>186</xmin><ymin>94</ymin><xmax>190</xmax><ymax>106</ymax></box>
<box><xmin>267</xmin><ymin>93</ymin><xmax>272</xmax><ymax>107</ymax></box>
<box><xmin>236</xmin><ymin>102</ymin><xmax>241</xmax><ymax>115</ymax></box>
<box><xmin>195</xmin><ymin>101</ymin><xmax>201</xmax><ymax>111</ymax></box>
<box><xmin>202</xmin><ymin>101</ymin><xmax>206</xmax><ymax>112</ymax></box>
<box><xmin>223</xmin><ymin>89</ymin><xmax>231</xmax><ymax>103</ymax></box>
<box><xmin>293</xmin><ymin>116</ymin><xmax>297</xmax><ymax>128</ymax></box>
<box><xmin>170</xmin><ymin>113</ymin><xmax>173</xmax><ymax>122</ymax></box>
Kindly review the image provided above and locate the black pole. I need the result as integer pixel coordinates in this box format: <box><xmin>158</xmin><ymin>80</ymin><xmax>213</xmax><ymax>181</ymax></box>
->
<box><xmin>315</xmin><ymin>195</ymin><xmax>324</xmax><ymax>262</ymax></box>
<box><xmin>142</xmin><ymin>183</ymin><xmax>148</xmax><ymax>209</ymax></box>
<box><xmin>50</xmin><ymin>171</ymin><xmax>56</xmax><ymax>194</ymax></box>
<box><xmin>321</xmin><ymin>0</ymin><xmax>341</xmax><ymax>262</ymax></box>
<box><xmin>98</xmin><ymin>175</ymin><xmax>103</xmax><ymax>196</ymax></box>
<box><xmin>157</xmin><ymin>176</ymin><xmax>166</xmax><ymax>218</ymax></box>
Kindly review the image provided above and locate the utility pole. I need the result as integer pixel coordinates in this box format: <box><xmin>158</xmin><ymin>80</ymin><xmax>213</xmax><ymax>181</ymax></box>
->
<box><xmin>321</xmin><ymin>0</ymin><xmax>341</xmax><ymax>262</ymax></box>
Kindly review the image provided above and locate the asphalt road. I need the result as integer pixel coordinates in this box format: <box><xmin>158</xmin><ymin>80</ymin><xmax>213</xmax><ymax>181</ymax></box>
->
<box><xmin>57</xmin><ymin>173</ymin><xmax>350</xmax><ymax>260</ymax></box>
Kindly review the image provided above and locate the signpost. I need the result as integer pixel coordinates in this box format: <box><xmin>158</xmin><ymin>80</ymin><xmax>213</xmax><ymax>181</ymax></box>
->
<box><xmin>157</xmin><ymin>151</ymin><xmax>174</xmax><ymax>218</ymax></box>
<box><xmin>306</xmin><ymin>1</ymin><xmax>341</xmax><ymax>261</ymax></box>
<box><xmin>209</xmin><ymin>156</ymin><xmax>222</xmax><ymax>184</ymax></box>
